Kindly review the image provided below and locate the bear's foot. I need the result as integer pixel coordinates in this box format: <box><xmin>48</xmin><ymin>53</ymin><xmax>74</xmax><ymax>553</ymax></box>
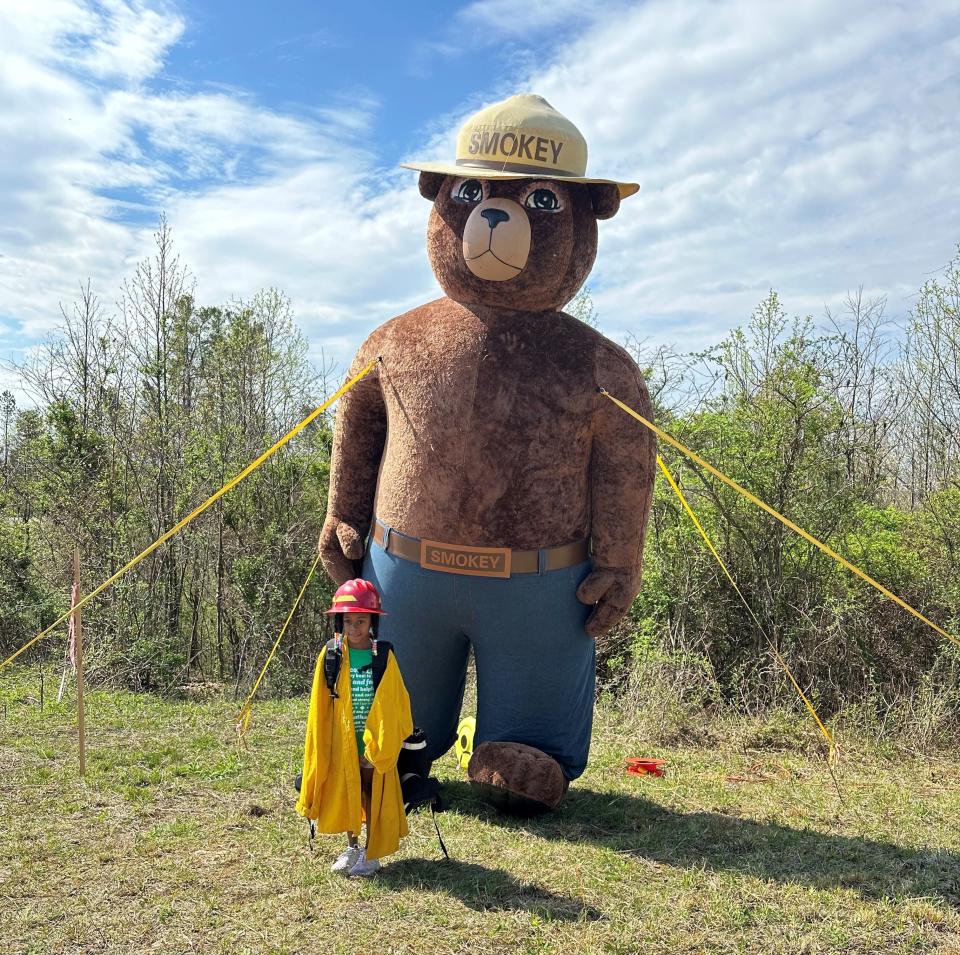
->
<box><xmin>467</xmin><ymin>741</ymin><xmax>569</xmax><ymax>815</ymax></box>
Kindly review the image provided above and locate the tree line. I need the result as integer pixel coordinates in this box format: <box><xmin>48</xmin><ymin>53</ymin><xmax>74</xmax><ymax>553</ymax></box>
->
<box><xmin>2</xmin><ymin>222</ymin><xmax>337</xmax><ymax>694</ymax></box>
<box><xmin>2</xmin><ymin>225</ymin><xmax>959</xmax><ymax>733</ymax></box>
<box><xmin>608</xmin><ymin>252</ymin><xmax>960</xmax><ymax>737</ymax></box>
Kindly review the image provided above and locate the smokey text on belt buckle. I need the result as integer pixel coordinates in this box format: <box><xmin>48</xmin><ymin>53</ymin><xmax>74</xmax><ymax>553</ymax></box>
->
<box><xmin>419</xmin><ymin>539</ymin><xmax>512</xmax><ymax>578</ymax></box>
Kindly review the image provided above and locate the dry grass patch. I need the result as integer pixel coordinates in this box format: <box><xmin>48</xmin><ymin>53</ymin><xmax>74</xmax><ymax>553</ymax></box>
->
<box><xmin>1</xmin><ymin>670</ymin><xmax>959</xmax><ymax>954</ymax></box>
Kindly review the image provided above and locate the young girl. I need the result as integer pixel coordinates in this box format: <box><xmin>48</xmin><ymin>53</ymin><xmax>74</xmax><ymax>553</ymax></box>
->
<box><xmin>296</xmin><ymin>578</ymin><xmax>413</xmax><ymax>876</ymax></box>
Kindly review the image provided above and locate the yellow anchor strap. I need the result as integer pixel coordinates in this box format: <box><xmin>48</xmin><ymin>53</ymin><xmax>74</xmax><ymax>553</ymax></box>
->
<box><xmin>236</xmin><ymin>550</ymin><xmax>323</xmax><ymax>742</ymax></box>
<box><xmin>1</xmin><ymin>358</ymin><xmax>379</xmax><ymax>676</ymax></box>
<box><xmin>601</xmin><ymin>389</ymin><xmax>960</xmax><ymax>653</ymax></box>
<box><xmin>657</xmin><ymin>454</ymin><xmax>837</xmax><ymax>764</ymax></box>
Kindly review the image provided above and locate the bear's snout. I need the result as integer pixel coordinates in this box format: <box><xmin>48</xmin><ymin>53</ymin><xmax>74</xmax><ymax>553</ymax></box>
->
<box><xmin>462</xmin><ymin>197</ymin><xmax>530</xmax><ymax>282</ymax></box>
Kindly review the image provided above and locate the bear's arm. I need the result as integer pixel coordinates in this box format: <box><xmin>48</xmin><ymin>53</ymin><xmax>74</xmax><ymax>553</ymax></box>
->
<box><xmin>589</xmin><ymin>340</ymin><xmax>656</xmax><ymax>579</ymax></box>
<box><xmin>319</xmin><ymin>339</ymin><xmax>387</xmax><ymax>583</ymax></box>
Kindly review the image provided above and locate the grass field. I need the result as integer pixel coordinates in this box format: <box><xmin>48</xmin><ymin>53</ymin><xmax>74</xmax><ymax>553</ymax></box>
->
<box><xmin>1</xmin><ymin>668</ymin><xmax>958</xmax><ymax>954</ymax></box>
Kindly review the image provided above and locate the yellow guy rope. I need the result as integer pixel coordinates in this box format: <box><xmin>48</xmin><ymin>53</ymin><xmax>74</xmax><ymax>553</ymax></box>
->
<box><xmin>657</xmin><ymin>454</ymin><xmax>838</xmax><ymax>765</ymax></box>
<box><xmin>0</xmin><ymin>358</ymin><xmax>379</xmax><ymax>675</ymax></box>
<box><xmin>235</xmin><ymin>550</ymin><xmax>322</xmax><ymax>747</ymax></box>
<box><xmin>601</xmin><ymin>389</ymin><xmax>960</xmax><ymax>653</ymax></box>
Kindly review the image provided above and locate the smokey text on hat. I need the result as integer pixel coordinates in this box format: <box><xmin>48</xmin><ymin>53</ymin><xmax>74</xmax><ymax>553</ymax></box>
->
<box><xmin>466</xmin><ymin>131</ymin><xmax>564</xmax><ymax>166</ymax></box>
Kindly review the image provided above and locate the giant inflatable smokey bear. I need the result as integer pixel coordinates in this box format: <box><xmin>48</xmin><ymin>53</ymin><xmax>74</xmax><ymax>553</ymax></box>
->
<box><xmin>319</xmin><ymin>94</ymin><xmax>656</xmax><ymax>813</ymax></box>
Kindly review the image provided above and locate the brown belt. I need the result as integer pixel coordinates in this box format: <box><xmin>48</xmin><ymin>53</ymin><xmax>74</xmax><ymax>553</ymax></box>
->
<box><xmin>371</xmin><ymin>520</ymin><xmax>589</xmax><ymax>577</ymax></box>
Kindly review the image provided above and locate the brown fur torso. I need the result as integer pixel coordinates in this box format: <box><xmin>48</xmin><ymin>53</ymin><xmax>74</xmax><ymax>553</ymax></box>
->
<box><xmin>369</xmin><ymin>297</ymin><xmax>606</xmax><ymax>548</ymax></box>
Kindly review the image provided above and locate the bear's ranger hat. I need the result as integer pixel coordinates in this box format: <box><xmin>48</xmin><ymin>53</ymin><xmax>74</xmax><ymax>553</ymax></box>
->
<box><xmin>401</xmin><ymin>93</ymin><xmax>639</xmax><ymax>200</ymax></box>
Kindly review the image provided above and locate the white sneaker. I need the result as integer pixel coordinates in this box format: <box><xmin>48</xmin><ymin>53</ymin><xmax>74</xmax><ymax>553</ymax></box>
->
<box><xmin>330</xmin><ymin>845</ymin><xmax>362</xmax><ymax>874</ymax></box>
<box><xmin>348</xmin><ymin>850</ymin><xmax>381</xmax><ymax>877</ymax></box>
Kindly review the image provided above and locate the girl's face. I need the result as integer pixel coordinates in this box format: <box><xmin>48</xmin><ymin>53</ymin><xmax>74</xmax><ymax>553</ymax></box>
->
<box><xmin>342</xmin><ymin>612</ymin><xmax>373</xmax><ymax>648</ymax></box>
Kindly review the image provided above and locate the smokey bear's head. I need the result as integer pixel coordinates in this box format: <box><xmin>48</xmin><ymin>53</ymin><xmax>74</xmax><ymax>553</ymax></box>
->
<box><xmin>418</xmin><ymin>172</ymin><xmax>621</xmax><ymax>313</ymax></box>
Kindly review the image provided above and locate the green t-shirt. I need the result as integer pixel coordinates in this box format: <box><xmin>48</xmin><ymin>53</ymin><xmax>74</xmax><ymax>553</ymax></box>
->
<box><xmin>349</xmin><ymin>648</ymin><xmax>375</xmax><ymax>754</ymax></box>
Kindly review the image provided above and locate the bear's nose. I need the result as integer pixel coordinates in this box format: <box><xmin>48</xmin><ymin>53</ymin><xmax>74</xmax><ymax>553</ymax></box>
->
<box><xmin>481</xmin><ymin>208</ymin><xmax>510</xmax><ymax>229</ymax></box>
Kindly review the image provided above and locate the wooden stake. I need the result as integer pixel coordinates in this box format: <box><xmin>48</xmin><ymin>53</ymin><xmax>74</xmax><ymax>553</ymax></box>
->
<box><xmin>73</xmin><ymin>546</ymin><xmax>86</xmax><ymax>777</ymax></box>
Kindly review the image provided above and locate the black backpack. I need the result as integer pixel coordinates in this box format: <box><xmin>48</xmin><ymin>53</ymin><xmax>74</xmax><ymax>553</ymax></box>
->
<box><xmin>397</xmin><ymin>727</ymin><xmax>444</xmax><ymax>816</ymax></box>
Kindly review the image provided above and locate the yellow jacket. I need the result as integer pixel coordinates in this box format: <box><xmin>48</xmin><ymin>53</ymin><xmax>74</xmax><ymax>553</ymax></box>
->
<box><xmin>296</xmin><ymin>644</ymin><xmax>413</xmax><ymax>859</ymax></box>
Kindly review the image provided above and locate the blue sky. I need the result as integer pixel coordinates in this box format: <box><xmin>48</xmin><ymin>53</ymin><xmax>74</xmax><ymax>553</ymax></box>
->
<box><xmin>2</xmin><ymin>0</ymin><xmax>959</xmax><ymax>399</ymax></box>
<box><xmin>160</xmin><ymin>3</ymin><xmax>521</xmax><ymax>146</ymax></box>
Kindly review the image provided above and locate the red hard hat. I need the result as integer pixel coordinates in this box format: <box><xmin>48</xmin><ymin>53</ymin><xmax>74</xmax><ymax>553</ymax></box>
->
<box><xmin>326</xmin><ymin>578</ymin><xmax>386</xmax><ymax>615</ymax></box>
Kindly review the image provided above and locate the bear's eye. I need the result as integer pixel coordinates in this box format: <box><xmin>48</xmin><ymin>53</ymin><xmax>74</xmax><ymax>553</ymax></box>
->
<box><xmin>453</xmin><ymin>179</ymin><xmax>484</xmax><ymax>204</ymax></box>
<box><xmin>525</xmin><ymin>188</ymin><xmax>561</xmax><ymax>212</ymax></box>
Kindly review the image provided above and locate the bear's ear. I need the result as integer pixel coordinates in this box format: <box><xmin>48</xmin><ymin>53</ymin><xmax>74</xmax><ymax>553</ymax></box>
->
<box><xmin>589</xmin><ymin>183</ymin><xmax>620</xmax><ymax>220</ymax></box>
<box><xmin>418</xmin><ymin>172</ymin><xmax>446</xmax><ymax>201</ymax></box>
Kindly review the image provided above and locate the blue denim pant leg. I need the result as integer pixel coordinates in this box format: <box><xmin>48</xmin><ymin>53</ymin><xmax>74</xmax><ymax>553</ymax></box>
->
<box><xmin>364</xmin><ymin>527</ymin><xmax>596</xmax><ymax>781</ymax></box>
<box><xmin>467</xmin><ymin>560</ymin><xmax>595</xmax><ymax>780</ymax></box>
<box><xmin>362</xmin><ymin>538</ymin><xmax>471</xmax><ymax>763</ymax></box>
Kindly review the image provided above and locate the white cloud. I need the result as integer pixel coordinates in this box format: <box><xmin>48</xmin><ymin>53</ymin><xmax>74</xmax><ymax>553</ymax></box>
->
<box><xmin>0</xmin><ymin>0</ymin><xmax>438</xmax><ymax>366</ymax></box>
<box><xmin>0</xmin><ymin>1</ymin><xmax>184</xmax><ymax>342</ymax></box>
<box><xmin>2</xmin><ymin>0</ymin><xmax>959</xmax><ymax>392</ymax></box>
<box><xmin>73</xmin><ymin>0</ymin><xmax>185</xmax><ymax>81</ymax></box>
<box><xmin>515</xmin><ymin>0</ymin><xmax>960</xmax><ymax>348</ymax></box>
<box><xmin>457</xmin><ymin>0</ymin><xmax>612</xmax><ymax>36</ymax></box>
<box><xmin>165</xmin><ymin>163</ymin><xmax>437</xmax><ymax>355</ymax></box>
<box><xmin>398</xmin><ymin>0</ymin><xmax>959</xmax><ymax>353</ymax></box>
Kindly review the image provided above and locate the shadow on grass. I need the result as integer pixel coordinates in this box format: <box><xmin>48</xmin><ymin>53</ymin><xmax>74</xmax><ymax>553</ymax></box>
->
<box><xmin>379</xmin><ymin>857</ymin><xmax>602</xmax><ymax>921</ymax></box>
<box><xmin>439</xmin><ymin>780</ymin><xmax>960</xmax><ymax>907</ymax></box>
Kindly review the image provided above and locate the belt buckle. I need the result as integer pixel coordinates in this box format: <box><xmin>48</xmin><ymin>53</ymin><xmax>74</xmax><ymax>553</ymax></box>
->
<box><xmin>420</xmin><ymin>539</ymin><xmax>512</xmax><ymax>578</ymax></box>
